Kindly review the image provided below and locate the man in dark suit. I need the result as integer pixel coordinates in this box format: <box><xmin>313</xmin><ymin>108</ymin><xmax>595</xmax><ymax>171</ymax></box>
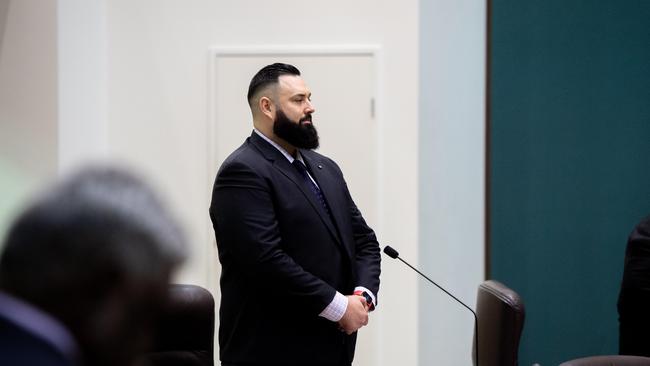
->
<box><xmin>209</xmin><ymin>63</ymin><xmax>381</xmax><ymax>366</ymax></box>
<box><xmin>618</xmin><ymin>215</ymin><xmax>650</xmax><ymax>356</ymax></box>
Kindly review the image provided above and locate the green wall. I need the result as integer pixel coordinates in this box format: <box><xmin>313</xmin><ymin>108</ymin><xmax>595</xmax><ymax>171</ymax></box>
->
<box><xmin>489</xmin><ymin>1</ymin><xmax>650</xmax><ymax>364</ymax></box>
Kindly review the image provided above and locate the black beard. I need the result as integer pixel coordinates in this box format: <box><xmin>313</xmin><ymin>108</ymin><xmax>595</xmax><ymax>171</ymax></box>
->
<box><xmin>273</xmin><ymin>109</ymin><xmax>319</xmax><ymax>150</ymax></box>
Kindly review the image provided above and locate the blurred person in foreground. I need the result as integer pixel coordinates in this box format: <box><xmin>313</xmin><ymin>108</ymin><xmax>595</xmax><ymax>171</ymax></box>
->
<box><xmin>210</xmin><ymin>63</ymin><xmax>381</xmax><ymax>366</ymax></box>
<box><xmin>0</xmin><ymin>166</ymin><xmax>187</xmax><ymax>366</ymax></box>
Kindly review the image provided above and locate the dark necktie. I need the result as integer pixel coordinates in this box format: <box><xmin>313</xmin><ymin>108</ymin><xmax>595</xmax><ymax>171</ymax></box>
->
<box><xmin>292</xmin><ymin>160</ymin><xmax>331</xmax><ymax>217</ymax></box>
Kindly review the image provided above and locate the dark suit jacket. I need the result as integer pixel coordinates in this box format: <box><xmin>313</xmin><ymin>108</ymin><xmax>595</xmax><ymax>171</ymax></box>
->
<box><xmin>0</xmin><ymin>298</ymin><xmax>76</xmax><ymax>366</ymax></box>
<box><xmin>209</xmin><ymin>132</ymin><xmax>381</xmax><ymax>366</ymax></box>
<box><xmin>618</xmin><ymin>215</ymin><xmax>650</xmax><ymax>356</ymax></box>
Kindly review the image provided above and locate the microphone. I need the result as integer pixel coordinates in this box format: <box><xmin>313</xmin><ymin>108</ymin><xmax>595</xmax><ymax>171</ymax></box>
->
<box><xmin>383</xmin><ymin>245</ymin><xmax>479</xmax><ymax>366</ymax></box>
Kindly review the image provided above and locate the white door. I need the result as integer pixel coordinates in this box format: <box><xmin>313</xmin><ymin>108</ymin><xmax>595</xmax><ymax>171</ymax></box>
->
<box><xmin>209</xmin><ymin>50</ymin><xmax>380</xmax><ymax>366</ymax></box>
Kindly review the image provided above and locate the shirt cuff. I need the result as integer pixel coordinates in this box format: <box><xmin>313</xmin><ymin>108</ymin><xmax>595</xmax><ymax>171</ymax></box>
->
<box><xmin>318</xmin><ymin>291</ymin><xmax>348</xmax><ymax>322</ymax></box>
<box><xmin>354</xmin><ymin>286</ymin><xmax>377</xmax><ymax>309</ymax></box>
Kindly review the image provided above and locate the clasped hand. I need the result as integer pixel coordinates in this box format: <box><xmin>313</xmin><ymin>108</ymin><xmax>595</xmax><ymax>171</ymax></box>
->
<box><xmin>337</xmin><ymin>295</ymin><xmax>370</xmax><ymax>335</ymax></box>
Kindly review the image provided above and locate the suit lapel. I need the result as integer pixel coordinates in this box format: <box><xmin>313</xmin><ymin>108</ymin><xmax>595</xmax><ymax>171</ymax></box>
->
<box><xmin>248</xmin><ymin>132</ymin><xmax>342</xmax><ymax>246</ymax></box>
<box><xmin>302</xmin><ymin>152</ymin><xmax>353</xmax><ymax>259</ymax></box>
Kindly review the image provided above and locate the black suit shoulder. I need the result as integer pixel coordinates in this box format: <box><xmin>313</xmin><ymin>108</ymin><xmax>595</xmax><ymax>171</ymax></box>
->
<box><xmin>0</xmin><ymin>317</ymin><xmax>73</xmax><ymax>366</ymax></box>
<box><xmin>213</xmin><ymin>137</ymin><xmax>276</xmax><ymax>194</ymax></box>
<box><xmin>629</xmin><ymin>215</ymin><xmax>650</xmax><ymax>246</ymax></box>
<box><xmin>621</xmin><ymin>215</ymin><xmax>650</xmax><ymax>290</ymax></box>
<box><xmin>619</xmin><ymin>215</ymin><xmax>650</xmax><ymax>356</ymax></box>
<box><xmin>217</xmin><ymin>138</ymin><xmax>265</xmax><ymax>174</ymax></box>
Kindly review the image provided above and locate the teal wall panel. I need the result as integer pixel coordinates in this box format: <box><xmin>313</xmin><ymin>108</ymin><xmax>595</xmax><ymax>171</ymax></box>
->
<box><xmin>490</xmin><ymin>1</ymin><xmax>650</xmax><ymax>364</ymax></box>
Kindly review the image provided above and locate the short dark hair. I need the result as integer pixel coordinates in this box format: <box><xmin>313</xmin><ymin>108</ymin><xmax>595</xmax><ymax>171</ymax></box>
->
<box><xmin>247</xmin><ymin>63</ymin><xmax>301</xmax><ymax>107</ymax></box>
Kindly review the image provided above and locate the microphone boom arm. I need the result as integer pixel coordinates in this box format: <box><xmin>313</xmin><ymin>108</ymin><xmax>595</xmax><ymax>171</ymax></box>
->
<box><xmin>397</xmin><ymin>257</ymin><xmax>476</xmax><ymax>317</ymax></box>
<box><xmin>386</xmin><ymin>247</ymin><xmax>480</xmax><ymax>366</ymax></box>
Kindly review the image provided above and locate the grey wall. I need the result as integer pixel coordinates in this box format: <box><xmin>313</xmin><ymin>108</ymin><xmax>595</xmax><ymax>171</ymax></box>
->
<box><xmin>419</xmin><ymin>1</ymin><xmax>486</xmax><ymax>365</ymax></box>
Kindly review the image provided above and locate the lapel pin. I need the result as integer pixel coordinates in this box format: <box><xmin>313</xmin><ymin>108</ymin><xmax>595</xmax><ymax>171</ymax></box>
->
<box><xmin>318</xmin><ymin>164</ymin><xmax>323</xmax><ymax>169</ymax></box>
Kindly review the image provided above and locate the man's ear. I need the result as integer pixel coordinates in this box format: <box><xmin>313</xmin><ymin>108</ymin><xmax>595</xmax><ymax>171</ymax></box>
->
<box><xmin>259</xmin><ymin>96</ymin><xmax>275</xmax><ymax>120</ymax></box>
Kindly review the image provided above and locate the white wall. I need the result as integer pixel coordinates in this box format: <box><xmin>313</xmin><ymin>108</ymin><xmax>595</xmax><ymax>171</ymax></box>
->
<box><xmin>58</xmin><ymin>0</ymin><xmax>108</xmax><ymax>172</ymax></box>
<box><xmin>419</xmin><ymin>1</ymin><xmax>486</xmax><ymax>365</ymax></box>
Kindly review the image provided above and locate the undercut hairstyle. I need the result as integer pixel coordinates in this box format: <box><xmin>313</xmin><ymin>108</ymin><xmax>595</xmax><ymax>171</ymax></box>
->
<box><xmin>247</xmin><ymin>63</ymin><xmax>301</xmax><ymax>107</ymax></box>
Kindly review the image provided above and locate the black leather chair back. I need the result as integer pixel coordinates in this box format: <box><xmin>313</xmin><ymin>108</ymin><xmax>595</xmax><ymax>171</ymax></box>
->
<box><xmin>473</xmin><ymin>280</ymin><xmax>525</xmax><ymax>366</ymax></box>
<box><xmin>559</xmin><ymin>355</ymin><xmax>650</xmax><ymax>365</ymax></box>
<box><xmin>146</xmin><ymin>284</ymin><xmax>215</xmax><ymax>366</ymax></box>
